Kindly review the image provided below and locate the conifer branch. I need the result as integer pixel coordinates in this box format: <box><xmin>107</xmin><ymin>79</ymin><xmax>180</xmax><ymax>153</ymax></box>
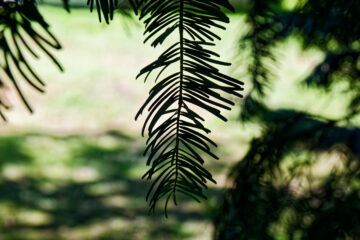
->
<box><xmin>131</xmin><ymin>0</ymin><xmax>244</xmax><ymax>214</ymax></box>
<box><xmin>0</xmin><ymin>0</ymin><xmax>62</xmax><ymax>119</ymax></box>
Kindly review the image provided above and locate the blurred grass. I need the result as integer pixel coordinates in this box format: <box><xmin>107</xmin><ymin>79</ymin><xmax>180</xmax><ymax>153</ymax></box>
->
<box><xmin>0</xmin><ymin>4</ymin><xmax>348</xmax><ymax>240</ymax></box>
<box><xmin>0</xmin><ymin>132</ymin><xmax>218</xmax><ymax>239</ymax></box>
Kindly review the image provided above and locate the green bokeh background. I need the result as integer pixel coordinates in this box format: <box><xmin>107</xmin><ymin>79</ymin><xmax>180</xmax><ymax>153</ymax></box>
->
<box><xmin>0</xmin><ymin>4</ymin><xmax>346</xmax><ymax>239</ymax></box>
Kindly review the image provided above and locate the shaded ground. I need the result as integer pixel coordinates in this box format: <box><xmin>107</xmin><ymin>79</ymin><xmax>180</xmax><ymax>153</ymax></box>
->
<box><xmin>0</xmin><ymin>131</ymin><xmax>222</xmax><ymax>239</ymax></box>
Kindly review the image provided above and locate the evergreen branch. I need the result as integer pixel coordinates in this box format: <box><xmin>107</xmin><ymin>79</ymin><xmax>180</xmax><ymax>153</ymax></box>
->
<box><xmin>0</xmin><ymin>0</ymin><xmax>62</xmax><ymax>120</ymax></box>
<box><xmin>132</xmin><ymin>0</ymin><xmax>243</xmax><ymax>214</ymax></box>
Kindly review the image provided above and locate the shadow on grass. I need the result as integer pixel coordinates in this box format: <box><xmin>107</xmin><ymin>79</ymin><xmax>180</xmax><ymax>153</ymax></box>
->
<box><xmin>0</xmin><ymin>130</ymin><xmax>219</xmax><ymax>240</ymax></box>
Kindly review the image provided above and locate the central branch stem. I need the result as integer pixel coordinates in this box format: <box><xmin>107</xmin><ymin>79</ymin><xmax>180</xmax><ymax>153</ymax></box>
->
<box><xmin>173</xmin><ymin>0</ymin><xmax>184</xmax><ymax>196</ymax></box>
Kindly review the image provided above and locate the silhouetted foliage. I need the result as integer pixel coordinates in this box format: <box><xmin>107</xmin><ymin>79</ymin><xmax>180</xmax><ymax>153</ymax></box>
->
<box><xmin>0</xmin><ymin>0</ymin><xmax>122</xmax><ymax>120</ymax></box>
<box><xmin>0</xmin><ymin>0</ymin><xmax>62</xmax><ymax>120</ymax></box>
<box><xmin>215</xmin><ymin>0</ymin><xmax>360</xmax><ymax>239</ymax></box>
<box><xmin>130</xmin><ymin>0</ymin><xmax>242</xmax><ymax>215</ymax></box>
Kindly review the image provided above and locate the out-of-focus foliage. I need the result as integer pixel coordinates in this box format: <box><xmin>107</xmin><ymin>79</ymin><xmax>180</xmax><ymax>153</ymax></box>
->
<box><xmin>215</xmin><ymin>104</ymin><xmax>360</xmax><ymax>239</ymax></box>
<box><xmin>215</xmin><ymin>0</ymin><xmax>360</xmax><ymax>239</ymax></box>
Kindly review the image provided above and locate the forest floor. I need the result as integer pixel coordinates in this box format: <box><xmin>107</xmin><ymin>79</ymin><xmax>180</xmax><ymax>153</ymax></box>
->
<box><xmin>0</xmin><ymin>5</ymin><xmax>330</xmax><ymax>240</ymax></box>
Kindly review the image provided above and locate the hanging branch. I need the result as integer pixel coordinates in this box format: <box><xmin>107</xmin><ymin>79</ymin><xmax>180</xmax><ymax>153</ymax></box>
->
<box><xmin>0</xmin><ymin>0</ymin><xmax>62</xmax><ymax>120</ymax></box>
<box><xmin>131</xmin><ymin>0</ymin><xmax>244</xmax><ymax>215</ymax></box>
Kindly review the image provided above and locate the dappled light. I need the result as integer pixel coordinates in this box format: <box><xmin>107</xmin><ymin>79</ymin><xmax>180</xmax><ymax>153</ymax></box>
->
<box><xmin>0</xmin><ymin>131</ymin><xmax>219</xmax><ymax>239</ymax></box>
